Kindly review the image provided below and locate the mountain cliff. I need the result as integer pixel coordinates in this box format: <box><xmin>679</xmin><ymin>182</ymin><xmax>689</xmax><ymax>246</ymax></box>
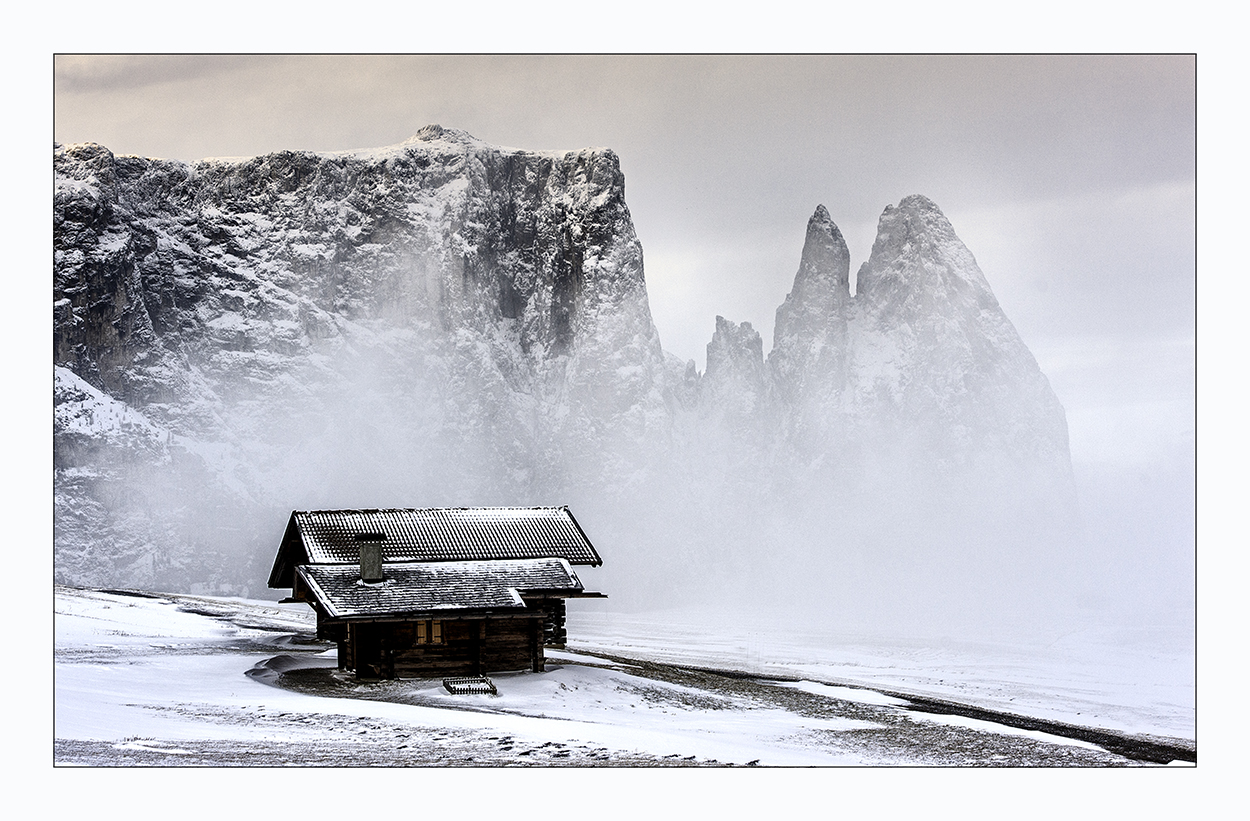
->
<box><xmin>54</xmin><ymin>129</ymin><xmax>1075</xmax><ymax>612</ymax></box>
<box><xmin>54</xmin><ymin>126</ymin><xmax>672</xmax><ymax>591</ymax></box>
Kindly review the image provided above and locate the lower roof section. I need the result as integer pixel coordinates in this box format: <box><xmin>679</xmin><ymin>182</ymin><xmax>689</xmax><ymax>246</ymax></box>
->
<box><xmin>297</xmin><ymin>557</ymin><xmax>584</xmax><ymax>620</ymax></box>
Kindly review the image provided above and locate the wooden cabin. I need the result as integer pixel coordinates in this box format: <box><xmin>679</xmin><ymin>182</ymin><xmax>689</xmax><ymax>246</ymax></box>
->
<box><xmin>268</xmin><ymin>507</ymin><xmax>604</xmax><ymax>679</ymax></box>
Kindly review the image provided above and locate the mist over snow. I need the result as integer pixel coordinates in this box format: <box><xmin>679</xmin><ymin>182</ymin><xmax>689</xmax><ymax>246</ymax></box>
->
<box><xmin>52</xmin><ymin>127</ymin><xmax>1187</xmax><ymax>644</ymax></box>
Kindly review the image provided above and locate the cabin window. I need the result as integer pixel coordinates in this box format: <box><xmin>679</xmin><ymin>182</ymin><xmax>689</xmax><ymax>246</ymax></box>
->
<box><xmin>415</xmin><ymin>620</ymin><xmax>444</xmax><ymax>644</ymax></box>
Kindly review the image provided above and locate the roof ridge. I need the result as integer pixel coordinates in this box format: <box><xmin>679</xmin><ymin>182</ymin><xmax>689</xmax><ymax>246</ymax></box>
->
<box><xmin>292</xmin><ymin>505</ymin><xmax>570</xmax><ymax>514</ymax></box>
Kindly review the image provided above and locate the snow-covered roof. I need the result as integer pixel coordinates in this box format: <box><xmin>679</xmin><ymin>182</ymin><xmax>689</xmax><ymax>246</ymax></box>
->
<box><xmin>296</xmin><ymin>557</ymin><xmax>583</xmax><ymax>619</ymax></box>
<box><xmin>268</xmin><ymin>506</ymin><xmax>602</xmax><ymax>588</ymax></box>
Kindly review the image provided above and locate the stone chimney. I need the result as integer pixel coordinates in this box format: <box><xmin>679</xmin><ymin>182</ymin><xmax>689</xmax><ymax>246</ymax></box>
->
<box><xmin>355</xmin><ymin>533</ymin><xmax>386</xmax><ymax>582</ymax></box>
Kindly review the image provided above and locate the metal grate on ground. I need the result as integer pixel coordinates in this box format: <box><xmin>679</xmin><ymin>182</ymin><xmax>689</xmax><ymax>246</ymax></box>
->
<box><xmin>442</xmin><ymin>675</ymin><xmax>498</xmax><ymax>695</ymax></box>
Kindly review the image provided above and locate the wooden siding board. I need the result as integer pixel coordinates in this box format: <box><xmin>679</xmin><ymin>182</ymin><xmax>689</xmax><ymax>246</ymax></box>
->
<box><xmin>342</xmin><ymin>616</ymin><xmax>542</xmax><ymax>678</ymax></box>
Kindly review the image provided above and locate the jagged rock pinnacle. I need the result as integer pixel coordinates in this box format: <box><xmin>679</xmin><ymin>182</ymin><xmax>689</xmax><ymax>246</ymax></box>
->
<box><xmin>766</xmin><ymin>205</ymin><xmax>853</xmax><ymax>407</ymax></box>
<box><xmin>705</xmin><ymin>316</ymin><xmax>764</xmax><ymax>385</ymax></box>
<box><xmin>771</xmin><ymin>204</ymin><xmax>851</xmax><ymax>352</ymax></box>
<box><xmin>857</xmin><ymin>194</ymin><xmax>996</xmax><ymax>306</ymax></box>
<box><xmin>795</xmin><ymin>204</ymin><xmax>850</xmax><ymax>298</ymax></box>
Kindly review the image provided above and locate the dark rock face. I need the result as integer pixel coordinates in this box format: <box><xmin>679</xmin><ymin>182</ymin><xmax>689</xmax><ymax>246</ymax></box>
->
<box><xmin>54</xmin><ymin>130</ymin><xmax>662</xmax><ymax>415</ymax></box>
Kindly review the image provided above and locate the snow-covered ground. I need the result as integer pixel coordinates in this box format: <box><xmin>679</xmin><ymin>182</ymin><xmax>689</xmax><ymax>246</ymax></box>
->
<box><xmin>54</xmin><ymin>587</ymin><xmax>1192</xmax><ymax>770</ymax></box>
<box><xmin>53</xmin><ymin>588</ymin><xmax>866</xmax><ymax>765</ymax></box>
<box><xmin>571</xmin><ymin>607</ymin><xmax>1195</xmax><ymax>741</ymax></box>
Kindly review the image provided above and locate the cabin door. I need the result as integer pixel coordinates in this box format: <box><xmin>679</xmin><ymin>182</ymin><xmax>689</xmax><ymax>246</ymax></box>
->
<box><xmin>354</xmin><ymin>624</ymin><xmax>392</xmax><ymax>679</ymax></box>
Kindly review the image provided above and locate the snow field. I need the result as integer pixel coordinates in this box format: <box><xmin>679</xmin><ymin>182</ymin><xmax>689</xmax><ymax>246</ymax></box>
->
<box><xmin>54</xmin><ymin>587</ymin><xmax>1194</xmax><ymax>773</ymax></box>
<box><xmin>54</xmin><ymin>589</ymin><xmax>868</xmax><ymax>765</ymax></box>
<box><xmin>569</xmin><ymin>608</ymin><xmax>1194</xmax><ymax>741</ymax></box>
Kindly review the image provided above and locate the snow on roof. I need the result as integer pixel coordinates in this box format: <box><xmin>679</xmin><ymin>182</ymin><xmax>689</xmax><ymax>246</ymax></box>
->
<box><xmin>297</xmin><ymin>557</ymin><xmax>582</xmax><ymax>619</ymax></box>
<box><xmin>268</xmin><ymin>506</ymin><xmax>602</xmax><ymax>589</ymax></box>
<box><xmin>298</xmin><ymin>507</ymin><xmax>600</xmax><ymax>565</ymax></box>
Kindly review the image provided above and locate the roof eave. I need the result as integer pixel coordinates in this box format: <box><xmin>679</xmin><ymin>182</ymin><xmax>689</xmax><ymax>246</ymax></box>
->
<box><xmin>267</xmin><ymin>511</ymin><xmax>307</xmax><ymax>589</ymax></box>
<box><xmin>562</xmin><ymin>506</ymin><xmax>604</xmax><ymax>566</ymax></box>
<box><xmin>294</xmin><ymin>565</ymin><xmax>342</xmax><ymax>619</ymax></box>
<box><xmin>315</xmin><ymin>605</ymin><xmax>537</xmax><ymax>623</ymax></box>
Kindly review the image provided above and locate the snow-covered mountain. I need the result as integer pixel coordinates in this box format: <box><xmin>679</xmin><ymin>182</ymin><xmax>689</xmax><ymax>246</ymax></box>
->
<box><xmin>53</xmin><ymin>128</ymin><xmax>1075</xmax><ymax>615</ymax></box>
<box><xmin>54</xmin><ymin>126</ymin><xmax>674</xmax><ymax>592</ymax></box>
<box><xmin>759</xmin><ymin>197</ymin><xmax>1073</xmax><ymax>507</ymax></box>
<box><xmin>682</xmin><ymin>199</ymin><xmax>1076</xmax><ymax>614</ymax></box>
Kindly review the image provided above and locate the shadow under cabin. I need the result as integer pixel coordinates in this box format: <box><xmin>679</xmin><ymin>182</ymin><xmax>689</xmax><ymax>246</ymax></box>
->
<box><xmin>267</xmin><ymin>506</ymin><xmax>605</xmax><ymax>679</ymax></box>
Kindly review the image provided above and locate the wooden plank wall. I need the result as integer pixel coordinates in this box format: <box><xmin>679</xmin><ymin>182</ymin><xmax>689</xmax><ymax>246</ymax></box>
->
<box><xmin>539</xmin><ymin>598</ymin><xmax>568</xmax><ymax>647</ymax></box>
<box><xmin>344</xmin><ymin>617</ymin><xmax>544</xmax><ymax>678</ymax></box>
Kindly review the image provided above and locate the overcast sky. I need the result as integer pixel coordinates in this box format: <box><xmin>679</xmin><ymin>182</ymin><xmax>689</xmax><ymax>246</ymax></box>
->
<box><xmin>52</xmin><ymin>54</ymin><xmax>1195</xmax><ymax>470</ymax></box>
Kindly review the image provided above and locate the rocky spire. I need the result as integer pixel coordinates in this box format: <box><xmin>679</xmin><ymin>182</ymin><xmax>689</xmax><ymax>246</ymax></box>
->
<box><xmin>848</xmin><ymin>194</ymin><xmax>1071</xmax><ymax>478</ymax></box>
<box><xmin>703</xmin><ymin>315</ymin><xmax>767</xmax><ymax>414</ymax></box>
<box><xmin>781</xmin><ymin>204</ymin><xmax>850</xmax><ymax>316</ymax></box>
<box><xmin>768</xmin><ymin>204</ymin><xmax>852</xmax><ymax>407</ymax></box>
<box><xmin>855</xmin><ymin>194</ymin><xmax>997</xmax><ymax>310</ymax></box>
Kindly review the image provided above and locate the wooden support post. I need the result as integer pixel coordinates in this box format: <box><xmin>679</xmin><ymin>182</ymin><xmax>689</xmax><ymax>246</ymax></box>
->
<box><xmin>530</xmin><ymin>618</ymin><xmax>543</xmax><ymax>673</ymax></box>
